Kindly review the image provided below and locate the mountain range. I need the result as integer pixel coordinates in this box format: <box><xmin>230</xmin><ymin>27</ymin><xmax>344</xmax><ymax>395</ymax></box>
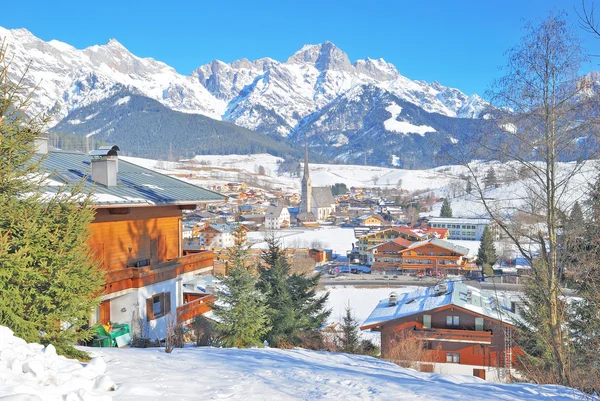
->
<box><xmin>1</xmin><ymin>26</ymin><xmax>493</xmax><ymax>167</ymax></box>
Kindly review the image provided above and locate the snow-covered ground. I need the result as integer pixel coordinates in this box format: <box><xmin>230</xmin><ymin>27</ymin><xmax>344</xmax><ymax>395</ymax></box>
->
<box><xmin>248</xmin><ymin>227</ymin><xmax>357</xmax><ymax>256</ymax></box>
<box><xmin>0</xmin><ymin>326</ymin><xmax>115</xmax><ymax>400</ymax></box>
<box><xmin>3</xmin><ymin>340</ymin><xmax>584</xmax><ymax>401</ymax></box>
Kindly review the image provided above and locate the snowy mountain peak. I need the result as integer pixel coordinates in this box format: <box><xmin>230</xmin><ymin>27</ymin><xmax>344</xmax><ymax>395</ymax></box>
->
<box><xmin>105</xmin><ymin>38</ymin><xmax>127</xmax><ymax>49</ymax></box>
<box><xmin>287</xmin><ymin>41</ymin><xmax>352</xmax><ymax>71</ymax></box>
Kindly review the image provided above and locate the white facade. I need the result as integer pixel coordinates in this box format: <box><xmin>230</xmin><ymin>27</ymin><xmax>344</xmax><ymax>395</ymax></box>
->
<box><xmin>311</xmin><ymin>201</ymin><xmax>334</xmax><ymax>221</ymax></box>
<box><xmin>420</xmin><ymin>362</ymin><xmax>516</xmax><ymax>383</ymax></box>
<box><xmin>265</xmin><ymin>207</ymin><xmax>290</xmax><ymax>230</ymax></box>
<box><xmin>96</xmin><ymin>267</ymin><xmax>212</xmax><ymax>340</ymax></box>
<box><xmin>428</xmin><ymin>218</ymin><xmax>493</xmax><ymax>241</ymax></box>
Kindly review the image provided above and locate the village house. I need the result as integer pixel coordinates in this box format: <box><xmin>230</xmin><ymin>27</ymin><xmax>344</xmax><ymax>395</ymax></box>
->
<box><xmin>356</xmin><ymin>226</ymin><xmax>449</xmax><ymax>263</ymax></box>
<box><xmin>369</xmin><ymin>238</ymin><xmax>475</xmax><ymax>274</ymax></box>
<box><xmin>361</xmin><ymin>281</ymin><xmax>521</xmax><ymax>382</ymax></box>
<box><xmin>264</xmin><ymin>204</ymin><xmax>291</xmax><ymax>230</ymax></box>
<box><xmin>193</xmin><ymin>223</ymin><xmax>237</xmax><ymax>249</ymax></box>
<box><xmin>357</xmin><ymin>214</ymin><xmax>386</xmax><ymax>227</ymax></box>
<box><xmin>427</xmin><ymin>217</ymin><xmax>496</xmax><ymax>241</ymax></box>
<box><xmin>36</xmin><ymin>143</ymin><xmax>226</xmax><ymax>340</ymax></box>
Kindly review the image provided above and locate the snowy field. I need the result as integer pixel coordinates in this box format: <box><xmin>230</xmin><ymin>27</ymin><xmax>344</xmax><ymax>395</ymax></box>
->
<box><xmin>0</xmin><ymin>322</ymin><xmax>587</xmax><ymax>401</ymax></box>
<box><xmin>248</xmin><ymin>226</ymin><xmax>357</xmax><ymax>256</ymax></box>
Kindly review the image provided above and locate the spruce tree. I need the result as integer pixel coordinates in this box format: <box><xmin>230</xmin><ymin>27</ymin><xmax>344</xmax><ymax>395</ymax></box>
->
<box><xmin>466</xmin><ymin>179</ymin><xmax>472</xmax><ymax>194</ymax></box>
<box><xmin>339</xmin><ymin>305</ymin><xmax>360</xmax><ymax>354</ymax></box>
<box><xmin>0</xmin><ymin>42</ymin><xmax>104</xmax><ymax>357</ymax></box>
<box><xmin>213</xmin><ymin>226</ymin><xmax>270</xmax><ymax>347</ymax></box>
<box><xmin>476</xmin><ymin>225</ymin><xmax>497</xmax><ymax>277</ymax></box>
<box><xmin>484</xmin><ymin>167</ymin><xmax>497</xmax><ymax>188</ymax></box>
<box><xmin>257</xmin><ymin>235</ymin><xmax>330</xmax><ymax>347</ymax></box>
<box><xmin>440</xmin><ymin>198</ymin><xmax>453</xmax><ymax>218</ymax></box>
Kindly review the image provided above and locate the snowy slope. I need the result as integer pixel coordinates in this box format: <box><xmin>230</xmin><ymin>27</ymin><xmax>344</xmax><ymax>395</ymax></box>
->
<box><xmin>0</xmin><ymin>321</ymin><xmax>588</xmax><ymax>401</ymax></box>
<box><xmin>0</xmin><ymin>27</ymin><xmax>225</xmax><ymax>126</ymax></box>
<box><xmin>88</xmin><ymin>346</ymin><xmax>584</xmax><ymax>400</ymax></box>
<box><xmin>122</xmin><ymin>153</ymin><xmax>463</xmax><ymax>195</ymax></box>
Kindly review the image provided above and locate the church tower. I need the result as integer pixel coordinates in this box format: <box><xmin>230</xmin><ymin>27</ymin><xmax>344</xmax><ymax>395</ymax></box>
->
<box><xmin>301</xmin><ymin>145</ymin><xmax>312</xmax><ymax>214</ymax></box>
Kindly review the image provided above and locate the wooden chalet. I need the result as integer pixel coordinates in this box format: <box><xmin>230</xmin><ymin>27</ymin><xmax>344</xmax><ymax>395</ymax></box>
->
<box><xmin>357</xmin><ymin>226</ymin><xmax>449</xmax><ymax>264</ymax></box>
<box><xmin>361</xmin><ymin>281</ymin><xmax>521</xmax><ymax>382</ymax></box>
<box><xmin>37</xmin><ymin>144</ymin><xmax>226</xmax><ymax>340</ymax></box>
<box><xmin>370</xmin><ymin>238</ymin><xmax>476</xmax><ymax>274</ymax></box>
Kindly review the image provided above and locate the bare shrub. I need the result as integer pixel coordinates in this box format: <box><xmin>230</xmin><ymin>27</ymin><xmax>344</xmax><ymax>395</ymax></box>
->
<box><xmin>164</xmin><ymin>313</ymin><xmax>184</xmax><ymax>353</ymax></box>
<box><xmin>386</xmin><ymin>331</ymin><xmax>438</xmax><ymax>370</ymax></box>
<box><xmin>192</xmin><ymin>315</ymin><xmax>217</xmax><ymax>346</ymax></box>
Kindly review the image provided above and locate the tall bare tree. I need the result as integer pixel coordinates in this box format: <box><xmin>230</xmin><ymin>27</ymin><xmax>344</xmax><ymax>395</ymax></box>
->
<box><xmin>454</xmin><ymin>12</ymin><xmax>600</xmax><ymax>386</ymax></box>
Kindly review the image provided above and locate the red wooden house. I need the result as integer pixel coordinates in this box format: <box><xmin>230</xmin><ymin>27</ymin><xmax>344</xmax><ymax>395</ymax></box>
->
<box><xmin>38</xmin><ymin>144</ymin><xmax>226</xmax><ymax>340</ymax></box>
<box><xmin>361</xmin><ymin>281</ymin><xmax>521</xmax><ymax>382</ymax></box>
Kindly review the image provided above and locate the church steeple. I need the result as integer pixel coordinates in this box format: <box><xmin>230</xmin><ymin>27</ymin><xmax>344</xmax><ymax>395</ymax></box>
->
<box><xmin>303</xmin><ymin>145</ymin><xmax>310</xmax><ymax>179</ymax></box>
<box><xmin>301</xmin><ymin>145</ymin><xmax>312</xmax><ymax>214</ymax></box>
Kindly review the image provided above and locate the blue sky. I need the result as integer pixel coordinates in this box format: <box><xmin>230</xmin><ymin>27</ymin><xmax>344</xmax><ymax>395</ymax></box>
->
<box><xmin>1</xmin><ymin>0</ymin><xmax>597</xmax><ymax>95</ymax></box>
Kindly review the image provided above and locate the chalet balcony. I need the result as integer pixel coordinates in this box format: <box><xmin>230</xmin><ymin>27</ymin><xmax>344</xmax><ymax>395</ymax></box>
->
<box><xmin>176</xmin><ymin>295</ymin><xmax>214</xmax><ymax>324</ymax></box>
<box><xmin>414</xmin><ymin>327</ymin><xmax>492</xmax><ymax>344</ymax></box>
<box><xmin>104</xmin><ymin>251</ymin><xmax>215</xmax><ymax>294</ymax></box>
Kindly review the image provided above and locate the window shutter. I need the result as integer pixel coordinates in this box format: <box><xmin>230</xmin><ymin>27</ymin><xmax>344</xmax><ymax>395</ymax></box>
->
<box><xmin>164</xmin><ymin>292</ymin><xmax>171</xmax><ymax>315</ymax></box>
<box><xmin>146</xmin><ymin>298</ymin><xmax>154</xmax><ymax>321</ymax></box>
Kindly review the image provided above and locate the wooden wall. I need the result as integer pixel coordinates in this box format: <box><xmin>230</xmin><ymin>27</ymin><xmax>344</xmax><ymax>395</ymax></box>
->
<box><xmin>379</xmin><ymin>305</ymin><xmax>514</xmax><ymax>368</ymax></box>
<box><xmin>89</xmin><ymin>206</ymin><xmax>182</xmax><ymax>272</ymax></box>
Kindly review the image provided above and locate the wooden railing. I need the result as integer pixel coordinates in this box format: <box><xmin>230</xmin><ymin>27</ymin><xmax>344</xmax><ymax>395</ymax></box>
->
<box><xmin>414</xmin><ymin>327</ymin><xmax>492</xmax><ymax>344</ymax></box>
<box><xmin>176</xmin><ymin>295</ymin><xmax>214</xmax><ymax>324</ymax></box>
<box><xmin>104</xmin><ymin>251</ymin><xmax>215</xmax><ymax>294</ymax></box>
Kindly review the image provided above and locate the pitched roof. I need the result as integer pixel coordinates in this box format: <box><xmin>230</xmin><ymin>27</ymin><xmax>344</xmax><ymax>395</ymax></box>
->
<box><xmin>38</xmin><ymin>150</ymin><xmax>226</xmax><ymax>207</ymax></box>
<box><xmin>361</xmin><ymin>280</ymin><xmax>521</xmax><ymax>330</ymax></box>
<box><xmin>266</xmin><ymin>204</ymin><xmax>285</xmax><ymax>218</ymax></box>
<box><xmin>312</xmin><ymin>187</ymin><xmax>335</xmax><ymax>208</ymax></box>
<box><xmin>367</xmin><ymin>237</ymin><xmax>412</xmax><ymax>251</ymax></box>
<box><xmin>401</xmin><ymin>238</ymin><xmax>470</xmax><ymax>255</ymax></box>
<box><xmin>208</xmin><ymin>224</ymin><xmax>233</xmax><ymax>233</ymax></box>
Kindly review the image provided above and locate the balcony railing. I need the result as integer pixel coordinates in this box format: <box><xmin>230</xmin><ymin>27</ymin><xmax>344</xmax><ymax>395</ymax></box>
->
<box><xmin>104</xmin><ymin>251</ymin><xmax>215</xmax><ymax>294</ymax></box>
<box><xmin>414</xmin><ymin>327</ymin><xmax>492</xmax><ymax>344</ymax></box>
<box><xmin>176</xmin><ymin>295</ymin><xmax>214</xmax><ymax>324</ymax></box>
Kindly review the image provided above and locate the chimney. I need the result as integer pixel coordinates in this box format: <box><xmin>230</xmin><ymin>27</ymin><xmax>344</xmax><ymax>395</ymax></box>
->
<box><xmin>34</xmin><ymin>137</ymin><xmax>49</xmax><ymax>154</ymax></box>
<box><xmin>89</xmin><ymin>145</ymin><xmax>120</xmax><ymax>187</ymax></box>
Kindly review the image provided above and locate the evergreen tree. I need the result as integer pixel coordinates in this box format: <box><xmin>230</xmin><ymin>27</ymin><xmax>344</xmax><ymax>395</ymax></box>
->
<box><xmin>476</xmin><ymin>226</ymin><xmax>497</xmax><ymax>277</ymax></box>
<box><xmin>484</xmin><ymin>167</ymin><xmax>497</xmax><ymax>188</ymax></box>
<box><xmin>565</xmin><ymin>201</ymin><xmax>585</xmax><ymax>237</ymax></box>
<box><xmin>466</xmin><ymin>179</ymin><xmax>472</xmax><ymax>194</ymax></box>
<box><xmin>440</xmin><ymin>198</ymin><xmax>453</xmax><ymax>218</ymax></box>
<box><xmin>0</xmin><ymin>42</ymin><xmax>104</xmax><ymax>357</ymax></box>
<box><xmin>212</xmin><ymin>226</ymin><xmax>270</xmax><ymax>347</ymax></box>
<box><xmin>339</xmin><ymin>305</ymin><xmax>360</xmax><ymax>354</ymax></box>
<box><xmin>257</xmin><ymin>236</ymin><xmax>330</xmax><ymax>347</ymax></box>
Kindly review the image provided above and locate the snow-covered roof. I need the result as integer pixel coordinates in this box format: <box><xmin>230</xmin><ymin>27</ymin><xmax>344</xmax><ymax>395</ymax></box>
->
<box><xmin>427</xmin><ymin>217</ymin><xmax>491</xmax><ymax>225</ymax></box>
<box><xmin>36</xmin><ymin>150</ymin><xmax>226</xmax><ymax>207</ymax></box>
<box><xmin>403</xmin><ymin>238</ymin><xmax>470</xmax><ymax>255</ymax></box>
<box><xmin>361</xmin><ymin>280</ymin><xmax>521</xmax><ymax>330</ymax></box>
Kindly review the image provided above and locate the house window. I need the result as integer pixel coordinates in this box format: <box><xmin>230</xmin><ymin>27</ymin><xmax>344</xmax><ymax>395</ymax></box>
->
<box><xmin>446</xmin><ymin>352</ymin><xmax>453</xmax><ymax>362</ymax></box>
<box><xmin>423</xmin><ymin>314</ymin><xmax>431</xmax><ymax>329</ymax></box>
<box><xmin>453</xmin><ymin>353</ymin><xmax>460</xmax><ymax>363</ymax></box>
<box><xmin>146</xmin><ymin>292</ymin><xmax>171</xmax><ymax>321</ymax></box>
<box><xmin>446</xmin><ymin>315</ymin><xmax>460</xmax><ymax>327</ymax></box>
<box><xmin>475</xmin><ymin>317</ymin><xmax>484</xmax><ymax>331</ymax></box>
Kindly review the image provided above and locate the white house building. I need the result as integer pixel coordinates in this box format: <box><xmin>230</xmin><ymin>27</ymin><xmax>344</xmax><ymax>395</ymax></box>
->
<box><xmin>427</xmin><ymin>217</ymin><xmax>495</xmax><ymax>241</ymax></box>
<box><xmin>265</xmin><ymin>204</ymin><xmax>291</xmax><ymax>230</ymax></box>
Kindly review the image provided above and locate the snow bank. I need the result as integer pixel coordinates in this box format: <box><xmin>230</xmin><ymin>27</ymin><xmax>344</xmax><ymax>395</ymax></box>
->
<box><xmin>90</xmin><ymin>345</ymin><xmax>583</xmax><ymax>400</ymax></box>
<box><xmin>0</xmin><ymin>326</ymin><xmax>115</xmax><ymax>401</ymax></box>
